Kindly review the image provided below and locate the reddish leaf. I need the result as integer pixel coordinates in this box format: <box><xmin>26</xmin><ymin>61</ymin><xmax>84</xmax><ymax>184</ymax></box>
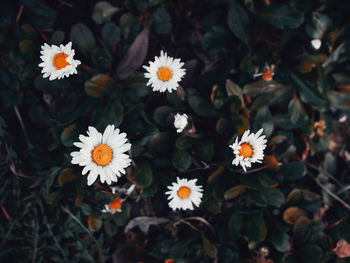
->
<box><xmin>115</xmin><ymin>27</ymin><xmax>149</xmax><ymax>80</ymax></box>
<box><xmin>333</xmin><ymin>239</ymin><xmax>350</xmax><ymax>258</ymax></box>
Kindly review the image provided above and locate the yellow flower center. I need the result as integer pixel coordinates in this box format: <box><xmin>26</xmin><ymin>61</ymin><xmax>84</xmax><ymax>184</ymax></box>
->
<box><xmin>177</xmin><ymin>186</ymin><xmax>191</xmax><ymax>199</ymax></box>
<box><xmin>238</xmin><ymin>143</ymin><xmax>253</xmax><ymax>158</ymax></box>
<box><xmin>109</xmin><ymin>197</ymin><xmax>122</xmax><ymax>211</ymax></box>
<box><xmin>92</xmin><ymin>144</ymin><xmax>113</xmax><ymax>166</ymax></box>
<box><xmin>157</xmin><ymin>67</ymin><xmax>173</xmax><ymax>81</ymax></box>
<box><xmin>53</xmin><ymin>53</ymin><xmax>70</xmax><ymax>70</ymax></box>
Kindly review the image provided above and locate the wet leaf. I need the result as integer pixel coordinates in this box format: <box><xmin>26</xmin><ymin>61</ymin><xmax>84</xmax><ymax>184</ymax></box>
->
<box><xmin>115</xmin><ymin>27</ymin><xmax>149</xmax><ymax>80</ymax></box>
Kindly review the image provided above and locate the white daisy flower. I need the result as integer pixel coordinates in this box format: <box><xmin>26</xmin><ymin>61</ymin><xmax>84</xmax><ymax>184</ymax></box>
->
<box><xmin>39</xmin><ymin>42</ymin><xmax>81</xmax><ymax>81</ymax></box>
<box><xmin>174</xmin><ymin>113</ymin><xmax>188</xmax><ymax>133</ymax></box>
<box><xmin>311</xmin><ymin>39</ymin><xmax>322</xmax><ymax>50</ymax></box>
<box><xmin>229</xmin><ymin>128</ymin><xmax>267</xmax><ymax>172</ymax></box>
<box><xmin>143</xmin><ymin>50</ymin><xmax>186</xmax><ymax>93</ymax></box>
<box><xmin>102</xmin><ymin>197</ymin><xmax>122</xmax><ymax>214</ymax></box>
<box><xmin>166</xmin><ymin>177</ymin><xmax>203</xmax><ymax>211</ymax></box>
<box><xmin>70</xmin><ymin>125</ymin><xmax>131</xmax><ymax>186</ymax></box>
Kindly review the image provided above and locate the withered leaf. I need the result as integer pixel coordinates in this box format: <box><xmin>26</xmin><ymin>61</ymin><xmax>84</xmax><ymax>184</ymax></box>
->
<box><xmin>124</xmin><ymin>216</ymin><xmax>168</xmax><ymax>235</ymax></box>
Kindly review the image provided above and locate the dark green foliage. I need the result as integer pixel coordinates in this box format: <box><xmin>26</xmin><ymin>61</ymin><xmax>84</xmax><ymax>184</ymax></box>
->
<box><xmin>1</xmin><ymin>0</ymin><xmax>350</xmax><ymax>262</ymax></box>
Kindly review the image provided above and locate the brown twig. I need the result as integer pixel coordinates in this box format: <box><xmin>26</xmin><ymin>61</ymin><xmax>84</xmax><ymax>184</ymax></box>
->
<box><xmin>1</xmin><ymin>206</ymin><xmax>11</xmax><ymax>221</ymax></box>
<box><xmin>16</xmin><ymin>5</ymin><xmax>24</xmax><ymax>24</ymax></box>
<box><xmin>243</xmin><ymin>165</ymin><xmax>268</xmax><ymax>174</ymax></box>
<box><xmin>308</xmin><ymin>172</ymin><xmax>350</xmax><ymax>212</ymax></box>
<box><xmin>80</xmin><ymin>64</ymin><xmax>97</xmax><ymax>75</ymax></box>
<box><xmin>303</xmin><ymin>161</ymin><xmax>344</xmax><ymax>192</ymax></box>
<box><xmin>36</xmin><ymin>27</ymin><xmax>50</xmax><ymax>43</ymax></box>
<box><xmin>13</xmin><ymin>106</ymin><xmax>30</xmax><ymax>144</ymax></box>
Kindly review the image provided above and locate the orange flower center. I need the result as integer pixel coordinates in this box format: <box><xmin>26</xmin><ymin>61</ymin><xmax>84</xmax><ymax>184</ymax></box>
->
<box><xmin>92</xmin><ymin>144</ymin><xmax>113</xmax><ymax>166</ymax></box>
<box><xmin>238</xmin><ymin>143</ymin><xmax>253</xmax><ymax>158</ymax></box>
<box><xmin>157</xmin><ymin>67</ymin><xmax>173</xmax><ymax>81</ymax></box>
<box><xmin>53</xmin><ymin>53</ymin><xmax>70</xmax><ymax>70</ymax></box>
<box><xmin>165</xmin><ymin>260</ymin><xmax>174</xmax><ymax>263</ymax></box>
<box><xmin>109</xmin><ymin>197</ymin><xmax>122</xmax><ymax>211</ymax></box>
<box><xmin>262</xmin><ymin>68</ymin><xmax>272</xmax><ymax>81</ymax></box>
<box><xmin>177</xmin><ymin>186</ymin><xmax>191</xmax><ymax>199</ymax></box>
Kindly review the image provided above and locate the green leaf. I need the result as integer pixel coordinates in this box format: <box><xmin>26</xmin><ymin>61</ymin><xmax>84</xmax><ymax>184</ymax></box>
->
<box><xmin>102</xmin><ymin>100</ymin><xmax>124</xmax><ymax>127</ymax></box>
<box><xmin>227</xmin><ymin>1</ymin><xmax>250</xmax><ymax>45</ymax></box>
<box><xmin>288</xmin><ymin>96</ymin><xmax>302</xmax><ymax>124</ymax></box>
<box><xmin>119</xmin><ymin>13</ymin><xmax>140</xmax><ymax>42</ymax></box>
<box><xmin>84</xmin><ymin>74</ymin><xmax>116</xmax><ymax>97</ymax></box>
<box><xmin>32</xmin><ymin>4</ymin><xmax>56</xmax><ymax>28</ymax></box>
<box><xmin>265</xmin><ymin>189</ymin><xmax>285</xmax><ymax>207</ymax></box>
<box><xmin>202</xmin><ymin>26</ymin><xmax>232</xmax><ymax>51</ymax></box>
<box><xmin>260</xmin><ymin>5</ymin><xmax>304</xmax><ymax>29</ymax></box>
<box><xmin>281</xmin><ymin>161</ymin><xmax>307</xmax><ymax>180</ymax></box>
<box><xmin>244</xmin><ymin>215</ymin><xmax>267</xmax><ymax>242</ymax></box>
<box><xmin>172</xmin><ymin>149</ymin><xmax>192</xmax><ymax>172</ymax></box>
<box><xmin>147</xmin><ymin>132</ymin><xmax>170</xmax><ymax>157</ymax></box>
<box><xmin>151</xmin><ymin>7</ymin><xmax>172</xmax><ymax>34</ymax></box>
<box><xmin>60</xmin><ymin>123</ymin><xmax>77</xmax><ymax>147</ymax></box>
<box><xmin>228</xmin><ymin>213</ymin><xmax>243</xmax><ymax>239</ymax></box>
<box><xmin>290</xmin><ymin>73</ymin><xmax>327</xmax><ymax>107</ymax></box>
<box><xmin>91</xmin><ymin>47</ymin><xmax>112</xmax><ymax>70</ymax></box>
<box><xmin>135</xmin><ymin>160</ymin><xmax>153</xmax><ymax>188</ymax></box>
<box><xmin>92</xmin><ymin>1</ymin><xmax>120</xmax><ymax>24</ymax></box>
<box><xmin>203</xmin><ymin>237</ymin><xmax>217</xmax><ymax>258</ymax></box>
<box><xmin>271</xmin><ymin>230</ymin><xmax>289</xmax><ymax>252</ymax></box>
<box><xmin>70</xmin><ymin>23</ymin><xmax>96</xmax><ymax>55</ymax></box>
<box><xmin>297</xmin><ymin>244</ymin><xmax>323</xmax><ymax>263</ymax></box>
<box><xmin>188</xmin><ymin>95</ymin><xmax>219</xmax><ymax>117</ymax></box>
<box><xmin>102</xmin><ymin>22</ymin><xmax>121</xmax><ymax>46</ymax></box>
<box><xmin>153</xmin><ymin>106</ymin><xmax>173</xmax><ymax>127</ymax></box>
<box><xmin>50</xmin><ymin>30</ymin><xmax>65</xmax><ymax>45</ymax></box>
<box><xmin>175</xmin><ymin>135</ymin><xmax>195</xmax><ymax>150</ymax></box>
<box><xmin>293</xmin><ymin>216</ymin><xmax>311</xmax><ymax>243</ymax></box>
<box><xmin>195</xmin><ymin>140</ymin><xmax>214</xmax><ymax>162</ymax></box>
<box><xmin>226</xmin><ymin>79</ymin><xmax>244</xmax><ymax>105</ymax></box>
<box><xmin>306</xmin><ymin>12</ymin><xmax>332</xmax><ymax>39</ymax></box>
<box><xmin>327</xmin><ymin>91</ymin><xmax>350</xmax><ymax>110</ymax></box>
